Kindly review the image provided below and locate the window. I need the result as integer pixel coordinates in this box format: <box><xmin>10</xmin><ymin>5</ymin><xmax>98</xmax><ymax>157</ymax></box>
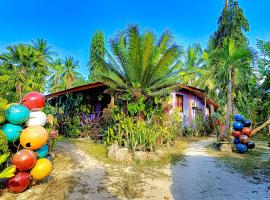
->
<box><xmin>175</xmin><ymin>94</ymin><xmax>183</xmax><ymax>112</ymax></box>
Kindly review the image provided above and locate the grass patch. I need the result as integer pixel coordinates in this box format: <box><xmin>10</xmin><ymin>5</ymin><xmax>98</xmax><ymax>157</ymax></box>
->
<box><xmin>68</xmin><ymin>139</ymin><xmax>109</xmax><ymax>163</ymax></box>
<box><xmin>252</xmin><ymin>134</ymin><xmax>270</xmax><ymax>142</ymax></box>
<box><xmin>207</xmin><ymin>139</ymin><xmax>270</xmax><ymax>179</ymax></box>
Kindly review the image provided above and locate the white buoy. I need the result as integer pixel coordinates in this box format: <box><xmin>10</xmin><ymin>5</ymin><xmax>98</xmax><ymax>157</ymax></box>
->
<box><xmin>26</xmin><ymin>111</ymin><xmax>47</xmax><ymax>127</ymax></box>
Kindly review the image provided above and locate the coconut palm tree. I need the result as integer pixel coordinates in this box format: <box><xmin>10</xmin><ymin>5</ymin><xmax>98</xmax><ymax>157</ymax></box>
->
<box><xmin>32</xmin><ymin>38</ymin><xmax>57</xmax><ymax>61</ymax></box>
<box><xmin>180</xmin><ymin>44</ymin><xmax>208</xmax><ymax>85</ymax></box>
<box><xmin>49</xmin><ymin>59</ymin><xmax>65</xmax><ymax>92</ymax></box>
<box><xmin>61</xmin><ymin>56</ymin><xmax>82</xmax><ymax>89</ymax></box>
<box><xmin>209</xmin><ymin>39</ymin><xmax>253</xmax><ymax>137</ymax></box>
<box><xmin>95</xmin><ymin>25</ymin><xmax>182</xmax><ymax>100</ymax></box>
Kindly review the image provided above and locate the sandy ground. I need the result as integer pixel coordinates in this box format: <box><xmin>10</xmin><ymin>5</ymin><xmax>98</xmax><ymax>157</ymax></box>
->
<box><xmin>60</xmin><ymin>139</ymin><xmax>270</xmax><ymax>200</ymax></box>
<box><xmin>2</xmin><ymin>139</ymin><xmax>269</xmax><ymax>200</ymax></box>
<box><xmin>58</xmin><ymin>142</ymin><xmax>118</xmax><ymax>200</ymax></box>
<box><xmin>171</xmin><ymin>139</ymin><xmax>270</xmax><ymax>200</ymax></box>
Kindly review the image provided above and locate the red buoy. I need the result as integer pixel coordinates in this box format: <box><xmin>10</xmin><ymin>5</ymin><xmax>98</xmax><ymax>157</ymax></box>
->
<box><xmin>232</xmin><ymin>130</ymin><xmax>241</xmax><ymax>138</ymax></box>
<box><xmin>239</xmin><ymin>134</ymin><xmax>250</xmax><ymax>144</ymax></box>
<box><xmin>241</xmin><ymin>127</ymin><xmax>252</xmax><ymax>137</ymax></box>
<box><xmin>11</xmin><ymin>149</ymin><xmax>37</xmax><ymax>171</ymax></box>
<box><xmin>21</xmin><ymin>92</ymin><xmax>46</xmax><ymax>111</ymax></box>
<box><xmin>7</xmin><ymin>172</ymin><xmax>31</xmax><ymax>193</ymax></box>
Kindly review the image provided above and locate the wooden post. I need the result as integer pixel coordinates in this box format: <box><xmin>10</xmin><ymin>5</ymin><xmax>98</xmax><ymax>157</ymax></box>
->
<box><xmin>210</xmin><ymin>104</ymin><xmax>217</xmax><ymax>141</ymax></box>
<box><xmin>251</xmin><ymin>117</ymin><xmax>270</xmax><ymax>136</ymax></box>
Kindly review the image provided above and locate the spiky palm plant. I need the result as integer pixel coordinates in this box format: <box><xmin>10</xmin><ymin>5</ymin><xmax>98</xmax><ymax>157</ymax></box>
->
<box><xmin>95</xmin><ymin>25</ymin><xmax>182</xmax><ymax>99</ymax></box>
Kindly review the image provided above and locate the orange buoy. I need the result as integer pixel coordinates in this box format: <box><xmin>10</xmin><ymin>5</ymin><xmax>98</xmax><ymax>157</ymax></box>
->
<box><xmin>20</xmin><ymin>126</ymin><xmax>48</xmax><ymax>150</ymax></box>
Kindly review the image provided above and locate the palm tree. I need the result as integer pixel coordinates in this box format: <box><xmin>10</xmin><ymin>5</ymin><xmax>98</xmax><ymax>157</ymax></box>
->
<box><xmin>95</xmin><ymin>25</ymin><xmax>182</xmax><ymax>100</ymax></box>
<box><xmin>32</xmin><ymin>38</ymin><xmax>57</xmax><ymax>61</ymax></box>
<box><xmin>209</xmin><ymin>39</ymin><xmax>252</xmax><ymax>137</ymax></box>
<box><xmin>61</xmin><ymin>56</ymin><xmax>82</xmax><ymax>89</ymax></box>
<box><xmin>0</xmin><ymin>44</ymin><xmax>46</xmax><ymax>99</ymax></box>
<box><xmin>49</xmin><ymin>59</ymin><xmax>65</xmax><ymax>92</ymax></box>
<box><xmin>180</xmin><ymin>44</ymin><xmax>208</xmax><ymax>86</ymax></box>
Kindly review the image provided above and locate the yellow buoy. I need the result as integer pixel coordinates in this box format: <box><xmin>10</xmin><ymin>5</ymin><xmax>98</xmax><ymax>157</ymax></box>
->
<box><xmin>30</xmin><ymin>158</ymin><xmax>52</xmax><ymax>180</ymax></box>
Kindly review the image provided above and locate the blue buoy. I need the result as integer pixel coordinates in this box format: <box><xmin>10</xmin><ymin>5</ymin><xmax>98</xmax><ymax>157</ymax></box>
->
<box><xmin>233</xmin><ymin>121</ymin><xmax>243</xmax><ymax>131</ymax></box>
<box><xmin>1</xmin><ymin>123</ymin><xmax>23</xmax><ymax>142</ymax></box>
<box><xmin>234</xmin><ymin>138</ymin><xmax>240</xmax><ymax>144</ymax></box>
<box><xmin>34</xmin><ymin>144</ymin><xmax>49</xmax><ymax>159</ymax></box>
<box><xmin>4</xmin><ymin>104</ymin><xmax>29</xmax><ymax>125</ymax></box>
<box><xmin>236</xmin><ymin>143</ymin><xmax>248</xmax><ymax>154</ymax></box>
<box><xmin>234</xmin><ymin>114</ymin><xmax>244</xmax><ymax>122</ymax></box>
<box><xmin>242</xmin><ymin>119</ymin><xmax>251</xmax><ymax>127</ymax></box>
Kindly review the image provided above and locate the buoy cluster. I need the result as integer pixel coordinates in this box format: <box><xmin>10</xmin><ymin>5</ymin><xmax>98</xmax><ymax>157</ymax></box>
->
<box><xmin>232</xmin><ymin>114</ymin><xmax>255</xmax><ymax>154</ymax></box>
<box><xmin>1</xmin><ymin>92</ymin><xmax>52</xmax><ymax>193</ymax></box>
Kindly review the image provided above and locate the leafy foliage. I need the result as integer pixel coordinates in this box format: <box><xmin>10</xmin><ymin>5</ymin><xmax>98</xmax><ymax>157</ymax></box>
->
<box><xmin>89</xmin><ymin>31</ymin><xmax>105</xmax><ymax>81</ymax></box>
<box><xmin>0</xmin><ymin>42</ymin><xmax>49</xmax><ymax>100</ymax></box>
<box><xmin>48</xmin><ymin>56</ymin><xmax>85</xmax><ymax>93</ymax></box>
<box><xmin>209</xmin><ymin>0</ymin><xmax>249</xmax><ymax>49</ymax></box>
<box><xmin>0</xmin><ymin>153</ymin><xmax>15</xmax><ymax>179</ymax></box>
<box><xmin>103</xmin><ymin>105</ymin><xmax>183</xmax><ymax>151</ymax></box>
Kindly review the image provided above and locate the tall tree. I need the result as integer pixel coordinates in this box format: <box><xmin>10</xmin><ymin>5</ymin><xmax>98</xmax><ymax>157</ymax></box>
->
<box><xmin>209</xmin><ymin>39</ymin><xmax>252</xmax><ymax>137</ymax></box>
<box><xmin>209</xmin><ymin>0</ymin><xmax>249</xmax><ymax>49</ymax></box>
<box><xmin>89</xmin><ymin>31</ymin><xmax>105</xmax><ymax>81</ymax></box>
<box><xmin>256</xmin><ymin>40</ymin><xmax>270</xmax><ymax>120</ymax></box>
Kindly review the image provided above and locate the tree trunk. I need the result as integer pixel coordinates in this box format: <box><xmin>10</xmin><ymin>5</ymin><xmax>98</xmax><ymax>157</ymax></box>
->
<box><xmin>251</xmin><ymin>117</ymin><xmax>270</xmax><ymax>135</ymax></box>
<box><xmin>225</xmin><ymin>0</ymin><xmax>228</xmax><ymax>9</ymax></box>
<box><xmin>225</xmin><ymin>70</ymin><xmax>232</xmax><ymax>137</ymax></box>
<box><xmin>231</xmin><ymin>67</ymin><xmax>236</xmax><ymax>114</ymax></box>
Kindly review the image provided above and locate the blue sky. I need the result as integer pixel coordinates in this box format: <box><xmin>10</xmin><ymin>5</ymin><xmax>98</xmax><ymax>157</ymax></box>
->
<box><xmin>0</xmin><ymin>0</ymin><xmax>270</xmax><ymax>77</ymax></box>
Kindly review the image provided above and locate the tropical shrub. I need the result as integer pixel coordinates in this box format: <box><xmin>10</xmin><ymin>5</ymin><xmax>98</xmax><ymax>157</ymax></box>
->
<box><xmin>182</xmin><ymin>114</ymin><xmax>211</xmax><ymax>137</ymax></box>
<box><xmin>103</xmin><ymin>105</ymin><xmax>184</xmax><ymax>151</ymax></box>
<box><xmin>105</xmin><ymin>112</ymin><xmax>161</xmax><ymax>151</ymax></box>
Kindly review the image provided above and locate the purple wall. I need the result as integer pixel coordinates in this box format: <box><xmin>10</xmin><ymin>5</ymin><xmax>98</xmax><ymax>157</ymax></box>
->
<box><xmin>171</xmin><ymin>90</ymin><xmax>210</xmax><ymax>127</ymax></box>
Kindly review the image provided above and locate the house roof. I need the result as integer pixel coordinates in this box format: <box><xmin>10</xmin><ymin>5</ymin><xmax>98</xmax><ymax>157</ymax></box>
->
<box><xmin>180</xmin><ymin>86</ymin><xmax>218</xmax><ymax>110</ymax></box>
<box><xmin>45</xmin><ymin>82</ymin><xmax>218</xmax><ymax>109</ymax></box>
<box><xmin>45</xmin><ymin>82</ymin><xmax>107</xmax><ymax>100</ymax></box>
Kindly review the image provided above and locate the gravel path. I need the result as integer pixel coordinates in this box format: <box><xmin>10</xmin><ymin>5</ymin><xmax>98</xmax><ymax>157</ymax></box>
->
<box><xmin>171</xmin><ymin>139</ymin><xmax>270</xmax><ymax>200</ymax></box>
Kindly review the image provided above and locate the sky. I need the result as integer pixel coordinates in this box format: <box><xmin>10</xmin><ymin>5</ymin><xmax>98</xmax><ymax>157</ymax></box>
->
<box><xmin>0</xmin><ymin>0</ymin><xmax>270</xmax><ymax>78</ymax></box>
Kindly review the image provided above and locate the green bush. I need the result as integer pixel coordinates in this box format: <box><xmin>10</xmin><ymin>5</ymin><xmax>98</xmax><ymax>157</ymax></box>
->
<box><xmin>105</xmin><ymin>113</ymin><xmax>160</xmax><ymax>151</ymax></box>
<box><xmin>182</xmin><ymin>113</ymin><xmax>211</xmax><ymax>137</ymax></box>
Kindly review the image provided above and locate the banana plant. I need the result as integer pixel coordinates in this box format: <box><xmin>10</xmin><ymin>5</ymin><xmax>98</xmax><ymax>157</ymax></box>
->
<box><xmin>0</xmin><ymin>152</ymin><xmax>16</xmax><ymax>179</ymax></box>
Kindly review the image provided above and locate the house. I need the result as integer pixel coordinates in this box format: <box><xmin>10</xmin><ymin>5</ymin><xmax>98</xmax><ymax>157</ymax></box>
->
<box><xmin>171</xmin><ymin>86</ymin><xmax>218</xmax><ymax>126</ymax></box>
<box><xmin>46</xmin><ymin>82</ymin><xmax>218</xmax><ymax>127</ymax></box>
